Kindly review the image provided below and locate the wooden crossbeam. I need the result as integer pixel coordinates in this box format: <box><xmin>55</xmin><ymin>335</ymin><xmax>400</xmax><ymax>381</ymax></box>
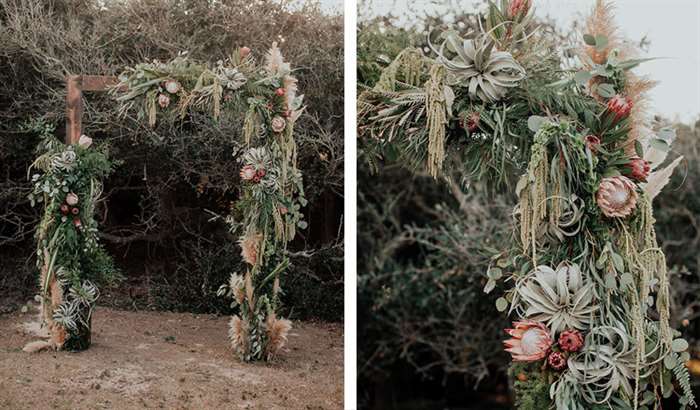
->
<box><xmin>65</xmin><ymin>75</ymin><xmax>120</xmax><ymax>144</ymax></box>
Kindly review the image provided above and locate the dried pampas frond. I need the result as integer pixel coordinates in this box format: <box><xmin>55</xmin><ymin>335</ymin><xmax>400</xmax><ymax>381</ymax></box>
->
<box><xmin>265</xmin><ymin>314</ymin><xmax>292</xmax><ymax>360</ymax></box>
<box><xmin>22</xmin><ymin>340</ymin><xmax>54</xmax><ymax>353</ymax></box>
<box><xmin>239</xmin><ymin>231</ymin><xmax>262</xmax><ymax>266</ymax></box>
<box><xmin>265</xmin><ymin>42</ymin><xmax>291</xmax><ymax>78</ymax></box>
<box><xmin>621</xmin><ymin>73</ymin><xmax>657</xmax><ymax>155</ymax></box>
<box><xmin>283</xmin><ymin>75</ymin><xmax>298</xmax><ymax>112</ymax></box>
<box><xmin>228</xmin><ymin>315</ymin><xmax>249</xmax><ymax>356</ymax></box>
<box><xmin>582</xmin><ymin>0</ymin><xmax>622</xmax><ymax>65</ymax></box>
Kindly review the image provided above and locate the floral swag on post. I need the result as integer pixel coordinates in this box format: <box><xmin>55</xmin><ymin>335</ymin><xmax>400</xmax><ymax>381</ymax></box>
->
<box><xmin>24</xmin><ymin>130</ymin><xmax>119</xmax><ymax>353</ymax></box>
<box><xmin>25</xmin><ymin>43</ymin><xmax>306</xmax><ymax>363</ymax></box>
<box><xmin>360</xmin><ymin>0</ymin><xmax>695</xmax><ymax>408</ymax></box>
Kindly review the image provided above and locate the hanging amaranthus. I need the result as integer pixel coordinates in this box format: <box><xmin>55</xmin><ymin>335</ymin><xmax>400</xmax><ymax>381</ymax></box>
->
<box><xmin>426</xmin><ymin>64</ymin><xmax>448</xmax><ymax>178</ymax></box>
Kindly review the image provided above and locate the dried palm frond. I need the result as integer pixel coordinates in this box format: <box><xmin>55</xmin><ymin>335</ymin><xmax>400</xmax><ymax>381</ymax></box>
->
<box><xmin>265</xmin><ymin>313</ymin><xmax>292</xmax><ymax>360</ymax></box>
<box><xmin>514</xmin><ymin>262</ymin><xmax>597</xmax><ymax>336</ymax></box>
<box><xmin>644</xmin><ymin>156</ymin><xmax>683</xmax><ymax>201</ymax></box>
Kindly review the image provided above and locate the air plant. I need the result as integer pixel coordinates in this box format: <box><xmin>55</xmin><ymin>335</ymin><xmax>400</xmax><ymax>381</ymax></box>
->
<box><xmin>515</xmin><ymin>262</ymin><xmax>597</xmax><ymax>337</ymax></box>
<box><xmin>429</xmin><ymin>31</ymin><xmax>526</xmax><ymax>102</ymax></box>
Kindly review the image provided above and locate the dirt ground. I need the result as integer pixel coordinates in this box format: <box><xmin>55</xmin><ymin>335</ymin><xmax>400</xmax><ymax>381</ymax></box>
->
<box><xmin>0</xmin><ymin>306</ymin><xmax>343</xmax><ymax>410</ymax></box>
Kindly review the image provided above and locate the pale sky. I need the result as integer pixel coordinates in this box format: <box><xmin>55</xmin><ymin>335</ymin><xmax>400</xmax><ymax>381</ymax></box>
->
<box><xmin>361</xmin><ymin>0</ymin><xmax>700</xmax><ymax>122</ymax></box>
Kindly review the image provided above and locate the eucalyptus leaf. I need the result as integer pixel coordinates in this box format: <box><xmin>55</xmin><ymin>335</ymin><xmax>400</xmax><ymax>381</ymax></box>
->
<box><xmin>496</xmin><ymin>297</ymin><xmax>508</xmax><ymax>312</ymax></box>
<box><xmin>672</xmin><ymin>338</ymin><xmax>689</xmax><ymax>352</ymax></box>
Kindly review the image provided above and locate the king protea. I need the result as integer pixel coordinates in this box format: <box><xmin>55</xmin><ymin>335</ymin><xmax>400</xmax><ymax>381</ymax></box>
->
<box><xmin>596</xmin><ymin>176</ymin><xmax>638</xmax><ymax>217</ymax></box>
<box><xmin>504</xmin><ymin>320</ymin><xmax>552</xmax><ymax>362</ymax></box>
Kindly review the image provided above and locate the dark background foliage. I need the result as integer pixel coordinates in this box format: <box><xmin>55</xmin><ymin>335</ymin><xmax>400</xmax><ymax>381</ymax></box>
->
<box><xmin>0</xmin><ymin>0</ymin><xmax>344</xmax><ymax>322</ymax></box>
<box><xmin>357</xmin><ymin>2</ymin><xmax>700</xmax><ymax>409</ymax></box>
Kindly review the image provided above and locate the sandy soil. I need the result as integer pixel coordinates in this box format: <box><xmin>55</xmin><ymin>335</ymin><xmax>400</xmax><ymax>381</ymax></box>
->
<box><xmin>0</xmin><ymin>307</ymin><xmax>343</xmax><ymax>410</ymax></box>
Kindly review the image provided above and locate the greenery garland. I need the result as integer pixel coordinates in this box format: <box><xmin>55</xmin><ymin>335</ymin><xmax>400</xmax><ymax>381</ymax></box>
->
<box><xmin>359</xmin><ymin>0</ymin><xmax>694</xmax><ymax>408</ymax></box>
<box><xmin>25</xmin><ymin>44</ymin><xmax>306</xmax><ymax>362</ymax></box>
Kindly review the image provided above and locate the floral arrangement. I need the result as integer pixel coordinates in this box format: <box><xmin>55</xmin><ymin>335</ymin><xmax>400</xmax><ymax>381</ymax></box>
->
<box><xmin>360</xmin><ymin>0</ymin><xmax>694</xmax><ymax>408</ymax></box>
<box><xmin>24</xmin><ymin>122</ymin><xmax>119</xmax><ymax>353</ymax></box>
<box><xmin>112</xmin><ymin>43</ymin><xmax>306</xmax><ymax>362</ymax></box>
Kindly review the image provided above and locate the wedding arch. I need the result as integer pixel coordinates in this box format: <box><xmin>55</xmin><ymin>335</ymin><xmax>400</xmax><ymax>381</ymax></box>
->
<box><xmin>360</xmin><ymin>1</ymin><xmax>695</xmax><ymax>408</ymax></box>
<box><xmin>25</xmin><ymin>43</ymin><xmax>305</xmax><ymax>362</ymax></box>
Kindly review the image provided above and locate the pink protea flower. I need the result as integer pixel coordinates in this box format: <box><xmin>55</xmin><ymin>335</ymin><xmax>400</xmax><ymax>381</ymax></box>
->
<box><xmin>60</xmin><ymin>204</ymin><xmax>70</xmax><ymax>215</ymax></box>
<box><xmin>271</xmin><ymin>116</ymin><xmax>287</xmax><ymax>133</ymax></box>
<box><xmin>275</xmin><ymin>88</ymin><xmax>285</xmax><ymax>97</ymax></box>
<box><xmin>71</xmin><ymin>207</ymin><xmax>79</xmax><ymax>215</ymax></box>
<box><xmin>72</xmin><ymin>218</ymin><xmax>82</xmax><ymax>228</ymax></box>
<box><xmin>65</xmin><ymin>192</ymin><xmax>79</xmax><ymax>206</ymax></box>
<box><xmin>606</xmin><ymin>95</ymin><xmax>633</xmax><ymax>124</ymax></box>
<box><xmin>596</xmin><ymin>176</ymin><xmax>638</xmax><ymax>218</ymax></box>
<box><xmin>504</xmin><ymin>321</ymin><xmax>552</xmax><ymax>362</ymax></box>
<box><xmin>625</xmin><ymin>156</ymin><xmax>651</xmax><ymax>181</ymax></box>
<box><xmin>460</xmin><ymin>111</ymin><xmax>481</xmax><ymax>133</ymax></box>
<box><xmin>239</xmin><ymin>46</ymin><xmax>251</xmax><ymax>58</ymax></box>
<box><xmin>547</xmin><ymin>351</ymin><xmax>567</xmax><ymax>371</ymax></box>
<box><xmin>239</xmin><ymin>232</ymin><xmax>261</xmax><ymax>266</ymax></box>
<box><xmin>508</xmin><ymin>0</ymin><xmax>531</xmax><ymax>19</ymax></box>
<box><xmin>239</xmin><ymin>165</ymin><xmax>256</xmax><ymax>181</ymax></box>
<box><xmin>584</xmin><ymin>135</ymin><xmax>601</xmax><ymax>153</ymax></box>
<box><xmin>558</xmin><ymin>329</ymin><xmax>584</xmax><ymax>352</ymax></box>
<box><xmin>157</xmin><ymin>93</ymin><xmax>170</xmax><ymax>108</ymax></box>
<box><xmin>164</xmin><ymin>79</ymin><xmax>181</xmax><ymax>94</ymax></box>
<box><xmin>78</xmin><ymin>134</ymin><xmax>93</xmax><ymax>148</ymax></box>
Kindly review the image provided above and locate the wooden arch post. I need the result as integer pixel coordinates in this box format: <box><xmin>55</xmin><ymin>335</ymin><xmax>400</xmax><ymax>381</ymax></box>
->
<box><xmin>65</xmin><ymin>75</ymin><xmax>119</xmax><ymax>144</ymax></box>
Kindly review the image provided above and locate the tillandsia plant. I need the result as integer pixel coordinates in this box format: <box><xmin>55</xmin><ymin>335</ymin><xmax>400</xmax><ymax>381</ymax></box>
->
<box><xmin>360</xmin><ymin>0</ymin><xmax>695</xmax><ymax>408</ymax></box>
<box><xmin>111</xmin><ymin>43</ymin><xmax>306</xmax><ymax>362</ymax></box>
<box><xmin>23</xmin><ymin>121</ymin><xmax>119</xmax><ymax>353</ymax></box>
